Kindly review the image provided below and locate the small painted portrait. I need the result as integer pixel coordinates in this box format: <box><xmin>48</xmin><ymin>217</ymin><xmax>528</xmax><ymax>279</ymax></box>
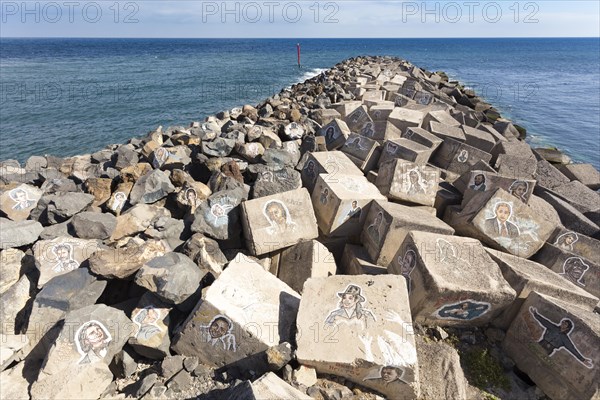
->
<box><xmin>554</xmin><ymin>232</ymin><xmax>578</xmax><ymax>252</ymax></box>
<box><xmin>403</xmin><ymin>129</ymin><xmax>414</xmax><ymax>140</ymax></box>
<box><xmin>560</xmin><ymin>257</ymin><xmax>589</xmax><ymax>287</ymax></box>
<box><xmin>185</xmin><ymin>188</ymin><xmax>198</xmax><ymax>212</ymax></box>
<box><xmin>9</xmin><ymin>188</ymin><xmax>35</xmax><ymax>210</ymax></box>
<box><xmin>75</xmin><ymin>320</ymin><xmax>112</xmax><ymax>365</ymax></box>
<box><xmin>346</xmin><ymin>136</ymin><xmax>365</xmax><ymax>151</ymax></box>
<box><xmin>483</xmin><ymin>201</ymin><xmax>520</xmax><ymax>239</ymax></box>
<box><xmin>324</xmin><ymin>126</ymin><xmax>337</xmax><ymax>143</ymax></box>
<box><xmin>111</xmin><ymin>191</ymin><xmax>127</xmax><ymax>212</ymax></box>
<box><xmin>509</xmin><ymin>180</ymin><xmax>529</xmax><ymax>202</ymax></box>
<box><xmin>470</xmin><ymin>173</ymin><xmax>487</xmax><ymax>192</ymax></box>
<box><xmin>325</xmin><ymin>284</ymin><xmax>376</xmax><ymax>328</ymax></box>
<box><xmin>303</xmin><ymin>160</ymin><xmax>317</xmax><ymax>183</ymax></box>
<box><xmin>366</xmin><ymin>211</ymin><xmax>384</xmax><ymax>244</ymax></box>
<box><xmin>456</xmin><ymin>149</ymin><xmax>469</xmax><ymax>163</ymax></box>
<box><xmin>529</xmin><ymin>307</ymin><xmax>593</xmax><ymax>368</ymax></box>
<box><xmin>361</xmin><ymin>122</ymin><xmax>375</xmax><ymax>137</ymax></box>
<box><xmin>350</xmin><ymin>108</ymin><xmax>364</xmax><ymax>124</ymax></box>
<box><xmin>263</xmin><ymin>200</ymin><xmax>297</xmax><ymax>235</ymax></box>
<box><xmin>398</xmin><ymin>249</ymin><xmax>417</xmax><ymax>293</ymax></box>
<box><xmin>373</xmin><ymin>109</ymin><xmax>382</xmax><ymax>120</ymax></box>
<box><xmin>208</xmin><ymin>202</ymin><xmax>233</xmax><ymax>226</ymax></box>
<box><xmin>51</xmin><ymin>243</ymin><xmax>80</xmax><ymax>273</ymax></box>
<box><xmin>132</xmin><ymin>307</ymin><xmax>163</xmax><ymax>341</ymax></box>
<box><xmin>153</xmin><ymin>147</ymin><xmax>169</xmax><ymax>168</ymax></box>
<box><xmin>320</xmin><ymin>187</ymin><xmax>330</xmax><ymax>205</ymax></box>
<box><xmin>407</xmin><ymin>169</ymin><xmax>426</xmax><ymax>195</ymax></box>
<box><xmin>344</xmin><ymin>200</ymin><xmax>362</xmax><ymax>222</ymax></box>
<box><xmin>199</xmin><ymin>315</ymin><xmax>237</xmax><ymax>352</ymax></box>
<box><xmin>436</xmin><ymin>300</ymin><xmax>491</xmax><ymax>321</ymax></box>
<box><xmin>363</xmin><ymin>365</ymin><xmax>407</xmax><ymax>386</ymax></box>
<box><xmin>386</xmin><ymin>142</ymin><xmax>399</xmax><ymax>155</ymax></box>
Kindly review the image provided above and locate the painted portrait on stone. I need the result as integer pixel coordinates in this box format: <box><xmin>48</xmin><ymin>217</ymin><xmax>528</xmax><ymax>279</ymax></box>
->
<box><xmin>75</xmin><ymin>320</ymin><xmax>112</xmax><ymax>365</ymax></box>
<box><xmin>198</xmin><ymin>315</ymin><xmax>237</xmax><ymax>352</ymax></box>
<box><xmin>263</xmin><ymin>200</ymin><xmax>297</xmax><ymax>235</ymax></box>
<box><xmin>325</xmin><ymin>284</ymin><xmax>376</xmax><ymax>329</ymax></box>
<box><xmin>560</xmin><ymin>257</ymin><xmax>589</xmax><ymax>287</ymax></box>
<box><xmin>51</xmin><ymin>243</ymin><xmax>80</xmax><ymax>273</ymax></box>
<box><xmin>435</xmin><ymin>300</ymin><xmax>491</xmax><ymax>321</ymax></box>
<box><xmin>132</xmin><ymin>307</ymin><xmax>164</xmax><ymax>341</ymax></box>
<box><xmin>483</xmin><ymin>201</ymin><xmax>520</xmax><ymax>239</ymax></box>
<box><xmin>529</xmin><ymin>307</ymin><xmax>593</xmax><ymax>369</ymax></box>
<box><xmin>9</xmin><ymin>187</ymin><xmax>35</xmax><ymax>210</ymax></box>
<box><xmin>554</xmin><ymin>232</ymin><xmax>578</xmax><ymax>252</ymax></box>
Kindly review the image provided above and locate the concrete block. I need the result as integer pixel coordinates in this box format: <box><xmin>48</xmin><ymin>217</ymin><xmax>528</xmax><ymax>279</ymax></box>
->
<box><xmin>312</xmin><ymin>173</ymin><xmax>385</xmax><ymax>237</ymax></box>
<box><xmin>451</xmin><ymin>188</ymin><xmax>555</xmax><ymax>258</ymax></box>
<box><xmin>549</xmin><ymin>227</ymin><xmax>600</xmax><ymax>264</ymax></box>
<box><xmin>462</xmin><ymin>125</ymin><xmax>497</xmax><ymax>153</ymax></box>
<box><xmin>377</xmin><ymin>138</ymin><xmax>434</xmax><ymax>167</ymax></box>
<box><xmin>432</xmin><ymin>138</ymin><xmax>492</xmax><ymax>175</ymax></box>
<box><xmin>533</xmin><ymin>243</ymin><xmax>600</xmax><ymax>299</ymax></box>
<box><xmin>300</xmin><ymin>151</ymin><xmax>364</xmax><ymax>194</ymax></box>
<box><xmin>388</xmin><ymin>231</ymin><xmax>515</xmax><ymax>326</ymax></box>
<box><xmin>421</xmin><ymin>110</ymin><xmax>461</xmax><ymax>131</ymax></box>
<box><xmin>535</xmin><ymin>159</ymin><xmax>570</xmax><ymax>189</ymax></box>
<box><xmin>296</xmin><ymin>275</ymin><xmax>420</xmax><ymax>400</ymax></box>
<box><xmin>495</xmin><ymin>154</ymin><xmax>538</xmax><ymax>180</ymax></box>
<box><xmin>340</xmin><ymin>244</ymin><xmax>386</xmax><ymax>275</ymax></box>
<box><xmin>361</xmin><ymin>200</ymin><xmax>454</xmax><ymax>267</ymax></box>
<box><xmin>344</xmin><ymin>105</ymin><xmax>373</xmax><ymax>133</ymax></box>
<box><xmin>240</xmin><ymin>188</ymin><xmax>318</xmax><ymax>256</ymax></box>
<box><xmin>401</xmin><ymin>126</ymin><xmax>443</xmax><ymax>150</ymax></box>
<box><xmin>485</xmin><ymin>248</ymin><xmax>598</xmax><ymax>330</ymax></box>
<box><xmin>318</xmin><ymin>118</ymin><xmax>351</xmax><ymax>151</ymax></box>
<box><xmin>171</xmin><ymin>256</ymin><xmax>301</xmax><ymax>368</ymax></box>
<box><xmin>461</xmin><ymin>170</ymin><xmax>536</xmax><ymax>206</ymax></box>
<box><xmin>376</xmin><ymin>159</ymin><xmax>440</xmax><ymax>207</ymax></box>
<box><xmin>340</xmin><ymin>134</ymin><xmax>381</xmax><ymax>173</ymax></box>
<box><xmin>503</xmin><ymin>292</ymin><xmax>598</xmax><ymax>400</ymax></box>
<box><xmin>427</xmin><ymin>121</ymin><xmax>466</xmax><ymax>142</ymax></box>
<box><xmin>559</xmin><ymin>163</ymin><xmax>600</xmax><ymax>190</ymax></box>
<box><xmin>388</xmin><ymin>107</ymin><xmax>424</xmax><ymax>133</ymax></box>
<box><xmin>277</xmin><ymin>240</ymin><xmax>337</xmax><ymax>294</ymax></box>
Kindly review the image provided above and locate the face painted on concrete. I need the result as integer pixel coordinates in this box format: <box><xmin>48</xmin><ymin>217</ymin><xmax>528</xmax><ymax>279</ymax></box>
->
<box><xmin>495</xmin><ymin>204</ymin><xmax>511</xmax><ymax>223</ymax></box>
<box><xmin>209</xmin><ymin>318</ymin><xmax>231</xmax><ymax>339</ymax></box>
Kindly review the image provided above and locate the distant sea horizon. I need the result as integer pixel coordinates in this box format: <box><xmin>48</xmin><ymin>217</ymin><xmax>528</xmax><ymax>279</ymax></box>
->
<box><xmin>1</xmin><ymin>37</ymin><xmax>599</xmax><ymax>168</ymax></box>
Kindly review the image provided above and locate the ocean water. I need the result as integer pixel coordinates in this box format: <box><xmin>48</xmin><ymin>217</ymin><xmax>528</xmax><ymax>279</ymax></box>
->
<box><xmin>1</xmin><ymin>38</ymin><xmax>599</xmax><ymax>168</ymax></box>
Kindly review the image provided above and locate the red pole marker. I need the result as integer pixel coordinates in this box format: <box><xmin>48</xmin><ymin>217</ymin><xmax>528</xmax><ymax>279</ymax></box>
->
<box><xmin>297</xmin><ymin>43</ymin><xmax>301</xmax><ymax>69</ymax></box>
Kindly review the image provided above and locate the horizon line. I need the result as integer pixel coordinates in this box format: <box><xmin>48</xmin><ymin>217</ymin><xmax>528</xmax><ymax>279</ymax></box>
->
<box><xmin>2</xmin><ymin>36</ymin><xmax>599</xmax><ymax>40</ymax></box>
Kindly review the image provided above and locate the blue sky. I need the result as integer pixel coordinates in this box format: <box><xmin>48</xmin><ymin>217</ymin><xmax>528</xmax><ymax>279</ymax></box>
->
<box><xmin>1</xmin><ymin>1</ymin><xmax>599</xmax><ymax>38</ymax></box>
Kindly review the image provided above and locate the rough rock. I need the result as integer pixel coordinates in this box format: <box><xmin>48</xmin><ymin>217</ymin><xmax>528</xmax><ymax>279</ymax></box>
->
<box><xmin>129</xmin><ymin>292</ymin><xmax>172</xmax><ymax>360</ymax></box>
<box><xmin>129</xmin><ymin>169</ymin><xmax>175</xmax><ymax>205</ymax></box>
<box><xmin>181</xmin><ymin>233</ymin><xmax>228</xmax><ymax>277</ymax></box>
<box><xmin>134</xmin><ymin>252</ymin><xmax>206</xmax><ymax>309</ymax></box>
<box><xmin>43</xmin><ymin>192</ymin><xmax>95</xmax><ymax>224</ymax></box>
<box><xmin>0</xmin><ymin>218</ymin><xmax>43</xmax><ymax>249</ymax></box>
<box><xmin>0</xmin><ymin>183</ymin><xmax>43</xmax><ymax>221</ymax></box>
<box><xmin>33</xmin><ymin>236</ymin><xmax>101</xmax><ymax>288</ymax></box>
<box><xmin>110</xmin><ymin>203</ymin><xmax>171</xmax><ymax>241</ymax></box>
<box><xmin>0</xmin><ymin>275</ymin><xmax>32</xmax><ymax>335</ymax></box>
<box><xmin>88</xmin><ymin>239</ymin><xmax>169</xmax><ymax>279</ymax></box>
<box><xmin>190</xmin><ymin>187</ymin><xmax>246</xmax><ymax>241</ymax></box>
<box><xmin>0</xmin><ymin>248</ymin><xmax>24</xmax><ymax>295</ymax></box>
<box><xmin>70</xmin><ymin>211</ymin><xmax>117</xmax><ymax>239</ymax></box>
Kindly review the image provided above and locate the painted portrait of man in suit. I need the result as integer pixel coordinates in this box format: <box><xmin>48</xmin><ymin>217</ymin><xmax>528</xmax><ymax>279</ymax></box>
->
<box><xmin>483</xmin><ymin>202</ymin><xmax>520</xmax><ymax>238</ymax></box>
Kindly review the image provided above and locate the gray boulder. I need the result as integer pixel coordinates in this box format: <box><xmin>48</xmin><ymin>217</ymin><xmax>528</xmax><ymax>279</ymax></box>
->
<box><xmin>0</xmin><ymin>218</ymin><xmax>43</xmax><ymax>249</ymax></box>
<box><xmin>44</xmin><ymin>192</ymin><xmax>95</xmax><ymax>224</ymax></box>
<box><xmin>129</xmin><ymin>169</ymin><xmax>175</xmax><ymax>205</ymax></box>
<box><xmin>70</xmin><ymin>211</ymin><xmax>117</xmax><ymax>240</ymax></box>
<box><xmin>134</xmin><ymin>252</ymin><xmax>207</xmax><ymax>310</ymax></box>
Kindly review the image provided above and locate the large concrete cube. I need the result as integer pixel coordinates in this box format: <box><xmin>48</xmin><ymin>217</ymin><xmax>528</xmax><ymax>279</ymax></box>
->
<box><xmin>318</xmin><ymin>118</ymin><xmax>351</xmax><ymax>151</ymax></box>
<box><xmin>300</xmin><ymin>151</ymin><xmax>364</xmax><ymax>193</ymax></box>
<box><xmin>388</xmin><ymin>231</ymin><xmax>516</xmax><ymax>326</ymax></box>
<box><xmin>461</xmin><ymin>170</ymin><xmax>536</xmax><ymax>206</ymax></box>
<box><xmin>451</xmin><ymin>188</ymin><xmax>555</xmax><ymax>258</ymax></box>
<box><xmin>377</xmin><ymin>138</ymin><xmax>433</xmax><ymax>167</ymax></box>
<box><xmin>388</xmin><ymin>107</ymin><xmax>424</xmax><ymax>133</ymax></box>
<box><xmin>533</xmin><ymin>243</ymin><xmax>600</xmax><ymax>299</ymax></box>
<box><xmin>486</xmin><ymin>248</ymin><xmax>599</xmax><ymax>330</ymax></box>
<box><xmin>312</xmin><ymin>174</ymin><xmax>386</xmax><ymax>237</ymax></box>
<box><xmin>171</xmin><ymin>255</ymin><xmax>301</xmax><ymax>368</ymax></box>
<box><xmin>432</xmin><ymin>138</ymin><xmax>492</xmax><ymax>175</ymax></box>
<box><xmin>240</xmin><ymin>188</ymin><xmax>318</xmax><ymax>256</ymax></box>
<box><xmin>376</xmin><ymin>159</ymin><xmax>440</xmax><ymax>207</ymax></box>
<box><xmin>340</xmin><ymin>134</ymin><xmax>381</xmax><ymax>173</ymax></box>
<box><xmin>503</xmin><ymin>292</ymin><xmax>599</xmax><ymax>400</ymax></box>
<box><xmin>296</xmin><ymin>275</ymin><xmax>420</xmax><ymax>400</ymax></box>
<box><xmin>549</xmin><ymin>227</ymin><xmax>600</xmax><ymax>264</ymax></box>
<box><xmin>361</xmin><ymin>200</ymin><xmax>454</xmax><ymax>267</ymax></box>
<box><xmin>401</xmin><ymin>126</ymin><xmax>443</xmax><ymax>150</ymax></box>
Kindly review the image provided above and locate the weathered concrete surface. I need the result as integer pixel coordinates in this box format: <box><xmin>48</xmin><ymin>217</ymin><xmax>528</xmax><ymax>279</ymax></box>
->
<box><xmin>340</xmin><ymin>244</ymin><xmax>386</xmax><ymax>275</ymax></box>
<box><xmin>376</xmin><ymin>159</ymin><xmax>439</xmax><ymax>207</ymax></box>
<box><xmin>241</xmin><ymin>187</ymin><xmax>318</xmax><ymax>255</ymax></box>
<box><xmin>503</xmin><ymin>292</ymin><xmax>599</xmax><ymax>400</ymax></box>
<box><xmin>311</xmin><ymin>174</ymin><xmax>385</xmax><ymax>237</ymax></box>
<box><xmin>300</xmin><ymin>151</ymin><xmax>363</xmax><ymax>193</ymax></box>
<box><xmin>486</xmin><ymin>248</ymin><xmax>599</xmax><ymax>330</ymax></box>
<box><xmin>361</xmin><ymin>200</ymin><xmax>454</xmax><ymax>267</ymax></box>
<box><xmin>276</xmin><ymin>239</ymin><xmax>336</xmax><ymax>294</ymax></box>
<box><xmin>296</xmin><ymin>275</ymin><xmax>420</xmax><ymax>400</ymax></box>
<box><xmin>548</xmin><ymin>227</ymin><xmax>600</xmax><ymax>264</ymax></box>
<box><xmin>171</xmin><ymin>256</ymin><xmax>300</xmax><ymax>369</ymax></box>
<box><xmin>450</xmin><ymin>188</ymin><xmax>555</xmax><ymax>258</ymax></box>
<box><xmin>559</xmin><ymin>163</ymin><xmax>600</xmax><ymax>190</ymax></box>
<box><xmin>389</xmin><ymin>231</ymin><xmax>515</xmax><ymax>326</ymax></box>
<box><xmin>532</xmin><ymin>243</ymin><xmax>600</xmax><ymax>299</ymax></box>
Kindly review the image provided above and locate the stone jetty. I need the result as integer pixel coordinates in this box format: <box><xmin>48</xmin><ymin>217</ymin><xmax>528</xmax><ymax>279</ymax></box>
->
<box><xmin>1</xmin><ymin>55</ymin><xmax>599</xmax><ymax>400</ymax></box>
